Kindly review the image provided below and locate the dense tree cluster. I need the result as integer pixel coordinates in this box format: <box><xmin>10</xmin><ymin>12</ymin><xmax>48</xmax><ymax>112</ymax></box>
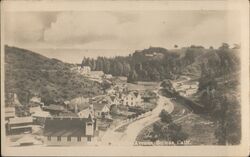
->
<box><xmin>198</xmin><ymin>43</ymin><xmax>241</xmax><ymax>145</ymax></box>
<box><xmin>149</xmin><ymin>109</ymin><xmax>189</xmax><ymax>144</ymax></box>
<box><xmin>81</xmin><ymin>46</ymin><xmax>208</xmax><ymax>82</ymax></box>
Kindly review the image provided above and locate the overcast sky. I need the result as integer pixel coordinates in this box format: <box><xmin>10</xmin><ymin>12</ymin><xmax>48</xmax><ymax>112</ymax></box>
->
<box><xmin>4</xmin><ymin>10</ymin><xmax>241</xmax><ymax>63</ymax></box>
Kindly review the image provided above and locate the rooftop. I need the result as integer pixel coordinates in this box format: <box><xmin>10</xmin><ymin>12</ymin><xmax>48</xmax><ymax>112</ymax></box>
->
<box><xmin>5</xmin><ymin>107</ymin><xmax>15</xmax><ymax>113</ymax></box>
<box><xmin>44</xmin><ymin>117</ymin><xmax>93</xmax><ymax>137</ymax></box>
<box><xmin>9</xmin><ymin>117</ymin><xmax>33</xmax><ymax>125</ymax></box>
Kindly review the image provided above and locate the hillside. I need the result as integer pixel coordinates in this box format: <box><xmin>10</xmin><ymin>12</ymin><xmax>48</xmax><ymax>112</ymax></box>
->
<box><xmin>5</xmin><ymin>45</ymin><xmax>102</xmax><ymax>106</ymax></box>
<box><xmin>81</xmin><ymin>45</ymin><xmax>209</xmax><ymax>81</ymax></box>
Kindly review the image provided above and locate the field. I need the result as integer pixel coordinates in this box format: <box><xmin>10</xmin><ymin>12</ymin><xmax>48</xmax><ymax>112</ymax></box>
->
<box><xmin>127</xmin><ymin>82</ymin><xmax>160</xmax><ymax>91</ymax></box>
<box><xmin>136</xmin><ymin>97</ymin><xmax>217</xmax><ymax>145</ymax></box>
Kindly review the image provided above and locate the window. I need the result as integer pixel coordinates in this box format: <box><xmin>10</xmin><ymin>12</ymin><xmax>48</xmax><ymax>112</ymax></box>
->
<box><xmin>87</xmin><ymin>136</ymin><xmax>91</xmax><ymax>142</ymax></box>
<box><xmin>67</xmin><ymin>136</ymin><xmax>71</xmax><ymax>142</ymax></box>
<box><xmin>87</xmin><ymin>123</ymin><xmax>92</xmax><ymax>126</ymax></box>
<box><xmin>57</xmin><ymin>136</ymin><xmax>61</xmax><ymax>141</ymax></box>
<box><xmin>77</xmin><ymin>136</ymin><xmax>81</xmax><ymax>142</ymax></box>
<box><xmin>47</xmin><ymin>136</ymin><xmax>51</xmax><ymax>141</ymax></box>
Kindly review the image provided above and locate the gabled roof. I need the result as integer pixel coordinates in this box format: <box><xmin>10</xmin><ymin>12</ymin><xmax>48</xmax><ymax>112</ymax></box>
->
<box><xmin>44</xmin><ymin>117</ymin><xmax>92</xmax><ymax>137</ymax></box>
<box><xmin>93</xmin><ymin>103</ymin><xmax>109</xmax><ymax>111</ymax></box>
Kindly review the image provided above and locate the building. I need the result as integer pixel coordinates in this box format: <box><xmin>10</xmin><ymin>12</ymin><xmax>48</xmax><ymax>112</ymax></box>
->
<box><xmin>93</xmin><ymin>103</ymin><xmax>110</xmax><ymax>118</ymax></box>
<box><xmin>43</xmin><ymin>104</ymin><xmax>65</xmax><ymax>115</ymax></box>
<box><xmin>29</xmin><ymin>105</ymin><xmax>42</xmax><ymax>114</ymax></box>
<box><xmin>78</xmin><ymin>105</ymin><xmax>94</xmax><ymax>118</ymax></box>
<box><xmin>80</xmin><ymin>66</ymin><xmax>91</xmax><ymax>75</ymax></box>
<box><xmin>104</xmin><ymin>74</ymin><xmax>112</xmax><ymax>79</ymax></box>
<box><xmin>109</xmin><ymin>95</ymin><xmax>121</xmax><ymax>106</ymax></box>
<box><xmin>32</xmin><ymin>110</ymin><xmax>51</xmax><ymax>125</ymax></box>
<box><xmin>7</xmin><ymin>117</ymin><xmax>33</xmax><ymax>135</ymax></box>
<box><xmin>43</xmin><ymin>116</ymin><xmax>98</xmax><ymax>146</ymax></box>
<box><xmin>89</xmin><ymin>71</ymin><xmax>104</xmax><ymax>79</ymax></box>
<box><xmin>122</xmin><ymin>91</ymin><xmax>142</xmax><ymax>107</ymax></box>
<box><xmin>5</xmin><ymin>107</ymin><xmax>15</xmax><ymax>120</ymax></box>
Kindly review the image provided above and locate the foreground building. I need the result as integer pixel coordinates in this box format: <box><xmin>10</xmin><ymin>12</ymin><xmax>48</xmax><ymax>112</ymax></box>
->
<box><xmin>43</xmin><ymin>116</ymin><xmax>98</xmax><ymax>146</ymax></box>
<box><xmin>5</xmin><ymin>107</ymin><xmax>16</xmax><ymax>121</ymax></box>
<box><xmin>7</xmin><ymin>117</ymin><xmax>33</xmax><ymax>135</ymax></box>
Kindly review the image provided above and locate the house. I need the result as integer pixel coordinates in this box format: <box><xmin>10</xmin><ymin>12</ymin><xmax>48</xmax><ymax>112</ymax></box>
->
<box><xmin>107</xmin><ymin>88</ymin><xmax>116</xmax><ymax>95</ymax></box>
<box><xmin>29</xmin><ymin>105</ymin><xmax>42</xmax><ymax>114</ymax></box>
<box><xmin>78</xmin><ymin>104</ymin><xmax>95</xmax><ymax>118</ymax></box>
<box><xmin>141</xmin><ymin>91</ymin><xmax>157</xmax><ymax>103</ymax></box>
<box><xmin>93</xmin><ymin>103</ymin><xmax>110</xmax><ymax>118</ymax></box>
<box><xmin>32</xmin><ymin>110</ymin><xmax>51</xmax><ymax>125</ymax></box>
<box><xmin>122</xmin><ymin>91</ymin><xmax>142</xmax><ymax>107</ymax></box>
<box><xmin>104</xmin><ymin>74</ymin><xmax>112</xmax><ymax>79</ymax></box>
<box><xmin>43</xmin><ymin>104</ymin><xmax>65</xmax><ymax>115</ymax></box>
<box><xmin>5</xmin><ymin>107</ymin><xmax>15</xmax><ymax>121</ymax></box>
<box><xmin>43</xmin><ymin>116</ymin><xmax>98</xmax><ymax>146</ymax></box>
<box><xmin>89</xmin><ymin>71</ymin><xmax>104</xmax><ymax>79</ymax></box>
<box><xmin>109</xmin><ymin>95</ymin><xmax>120</xmax><ymax>106</ymax></box>
<box><xmin>80</xmin><ymin>66</ymin><xmax>91</xmax><ymax>75</ymax></box>
<box><xmin>7</xmin><ymin>117</ymin><xmax>33</xmax><ymax>135</ymax></box>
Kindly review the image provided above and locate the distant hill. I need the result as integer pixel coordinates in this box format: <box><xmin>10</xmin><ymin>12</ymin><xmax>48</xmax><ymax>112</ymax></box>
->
<box><xmin>81</xmin><ymin>45</ymin><xmax>209</xmax><ymax>81</ymax></box>
<box><xmin>5</xmin><ymin>45</ymin><xmax>102</xmax><ymax>106</ymax></box>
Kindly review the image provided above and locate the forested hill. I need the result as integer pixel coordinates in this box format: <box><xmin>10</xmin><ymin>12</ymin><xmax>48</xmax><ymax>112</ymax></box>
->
<box><xmin>196</xmin><ymin>43</ymin><xmax>241</xmax><ymax>145</ymax></box>
<box><xmin>81</xmin><ymin>45</ymin><xmax>216</xmax><ymax>82</ymax></box>
<box><xmin>5</xmin><ymin>45</ymin><xmax>102</xmax><ymax>106</ymax></box>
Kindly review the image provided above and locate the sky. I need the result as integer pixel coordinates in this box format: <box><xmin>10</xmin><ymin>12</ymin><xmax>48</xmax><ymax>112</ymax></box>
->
<box><xmin>4</xmin><ymin>10</ymin><xmax>241</xmax><ymax>63</ymax></box>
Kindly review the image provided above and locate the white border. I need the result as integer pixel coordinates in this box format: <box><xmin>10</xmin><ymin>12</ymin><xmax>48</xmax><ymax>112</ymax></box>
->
<box><xmin>1</xmin><ymin>0</ymin><xmax>249</xmax><ymax>156</ymax></box>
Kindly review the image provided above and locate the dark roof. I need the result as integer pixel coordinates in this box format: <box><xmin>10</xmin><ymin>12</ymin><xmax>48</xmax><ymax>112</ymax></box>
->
<box><xmin>44</xmin><ymin>117</ymin><xmax>93</xmax><ymax>137</ymax></box>
<box><xmin>93</xmin><ymin>103</ymin><xmax>107</xmax><ymax>111</ymax></box>
<box><xmin>44</xmin><ymin>104</ymin><xmax>64</xmax><ymax>111</ymax></box>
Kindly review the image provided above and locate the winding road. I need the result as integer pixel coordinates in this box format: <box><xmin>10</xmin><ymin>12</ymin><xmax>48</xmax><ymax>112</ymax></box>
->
<box><xmin>100</xmin><ymin>91</ymin><xmax>174</xmax><ymax>146</ymax></box>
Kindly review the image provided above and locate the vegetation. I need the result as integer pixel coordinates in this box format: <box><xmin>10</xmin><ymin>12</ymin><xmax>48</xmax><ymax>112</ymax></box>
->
<box><xmin>197</xmin><ymin>43</ymin><xmax>241</xmax><ymax>145</ymax></box>
<box><xmin>5</xmin><ymin>45</ymin><xmax>102</xmax><ymax>106</ymax></box>
<box><xmin>147</xmin><ymin>109</ymin><xmax>189</xmax><ymax>144</ymax></box>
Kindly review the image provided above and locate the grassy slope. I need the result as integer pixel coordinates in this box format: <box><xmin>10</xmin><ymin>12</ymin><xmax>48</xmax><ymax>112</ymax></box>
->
<box><xmin>5</xmin><ymin>45</ymin><xmax>102</xmax><ymax>106</ymax></box>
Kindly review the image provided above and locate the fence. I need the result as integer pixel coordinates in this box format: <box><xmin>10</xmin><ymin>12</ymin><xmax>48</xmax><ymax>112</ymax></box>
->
<box><xmin>112</xmin><ymin>111</ymin><xmax>153</xmax><ymax>131</ymax></box>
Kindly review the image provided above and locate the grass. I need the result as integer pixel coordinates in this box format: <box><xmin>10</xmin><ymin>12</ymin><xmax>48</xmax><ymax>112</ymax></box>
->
<box><xmin>127</xmin><ymin>82</ymin><xmax>160</xmax><ymax>91</ymax></box>
<box><xmin>136</xmin><ymin>97</ymin><xmax>217</xmax><ymax>145</ymax></box>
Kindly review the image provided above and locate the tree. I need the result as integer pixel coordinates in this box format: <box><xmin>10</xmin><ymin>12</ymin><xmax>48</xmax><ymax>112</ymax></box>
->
<box><xmin>159</xmin><ymin>109</ymin><xmax>172</xmax><ymax>124</ymax></box>
<box><xmin>101</xmin><ymin>80</ymin><xmax>112</xmax><ymax>93</ymax></box>
<box><xmin>123</xmin><ymin>63</ymin><xmax>131</xmax><ymax>76</ymax></box>
<box><xmin>214</xmin><ymin>95</ymin><xmax>241</xmax><ymax>145</ymax></box>
<box><xmin>127</xmin><ymin>70</ymin><xmax>138</xmax><ymax>83</ymax></box>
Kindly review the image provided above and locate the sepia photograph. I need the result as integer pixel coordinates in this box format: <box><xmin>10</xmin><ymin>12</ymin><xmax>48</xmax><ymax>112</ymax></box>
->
<box><xmin>1</xmin><ymin>0</ymin><xmax>249</xmax><ymax>156</ymax></box>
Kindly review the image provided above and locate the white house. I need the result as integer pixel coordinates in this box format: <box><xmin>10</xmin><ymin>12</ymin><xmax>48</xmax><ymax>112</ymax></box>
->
<box><xmin>80</xmin><ymin>66</ymin><xmax>91</xmax><ymax>75</ymax></box>
<box><xmin>29</xmin><ymin>105</ymin><xmax>42</xmax><ymax>114</ymax></box>
<box><xmin>43</xmin><ymin>117</ymin><xmax>98</xmax><ymax>146</ymax></box>
<box><xmin>89</xmin><ymin>71</ymin><xmax>104</xmax><ymax>79</ymax></box>
<box><xmin>104</xmin><ymin>74</ymin><xmax>112</xmax><ymax>79</ymax></box>
<box><xmin>78</xmin><ymin>105</ymin><xmax>95</xmax><ymax>119</ymax></box>
<box><xmin>93</xmin><ymin>103</ymin><xmax>110</xmax><ymax>118</ymax></box>
<box><xmin>122</xmin><ymin>91</ymin><xmax>142</xmax><ymax>107</ymax></box>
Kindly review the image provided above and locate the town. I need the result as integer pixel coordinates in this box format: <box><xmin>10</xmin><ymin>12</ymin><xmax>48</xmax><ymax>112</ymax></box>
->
<box><xmin>5</xmin><ymin>65</ymin><xmax>165</xmax><ymax>146</ymax></box>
